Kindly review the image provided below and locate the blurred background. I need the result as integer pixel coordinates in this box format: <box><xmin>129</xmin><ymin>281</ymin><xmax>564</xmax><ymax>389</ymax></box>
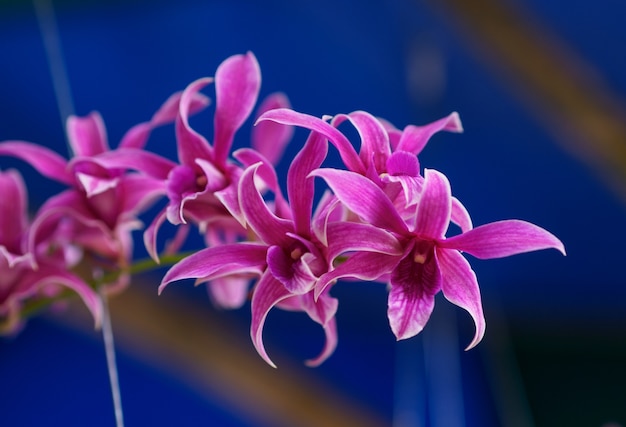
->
<box><xmin>1</xmin><ymin>0</ymin><xmax>625</xmax><ymax>426</ymax></box>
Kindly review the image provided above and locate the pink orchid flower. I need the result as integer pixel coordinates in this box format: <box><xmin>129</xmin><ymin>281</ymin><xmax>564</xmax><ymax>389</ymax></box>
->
<box><xmin>256</xmin><ymin>108</ymin><xmax>473</xmax><ymax>232</ymax></box>
<box><xmin>0</xmin><ymin>169</ymin><xmax>101</xmax><ymax>333</ymax></box>
<box><xmin>0</xmin><ymin>92</ymin><xmax>188</xmax><ymax>289</ymax></box>
<box><xmin>160</xmin><ymin>131</ymin><xmax>401</xmax><ymax>367</ymax></box>
<box><xmin>312</xmin><ymin>167</ymin><xmax>565</xmax><ymax>349</ymax></box>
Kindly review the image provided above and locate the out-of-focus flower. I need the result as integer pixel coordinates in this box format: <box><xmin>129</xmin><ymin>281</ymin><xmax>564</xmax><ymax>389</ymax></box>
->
<box><xmin>0</xmin><ymin>169</ymin><xmax>101</xmax><ymax>334</ymax></box>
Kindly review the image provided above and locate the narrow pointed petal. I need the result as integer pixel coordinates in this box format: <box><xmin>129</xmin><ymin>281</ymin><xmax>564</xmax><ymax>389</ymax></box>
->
<box><xmin>72</xmin><ymin>148</ymin><xmax>176</xmax><ymax>179</ymax></box>
<box><xmin>287</xmin><ymin>132</ymin><xmax>328</xmax><ymax>236</ymax></box>
<box><xmin>120</xmin><ymin>175</ymin><xmax>168</xmax><ymax>217</ymax></box>
<box><xmin>159</xmin><ymin>243</ymin><xmax>267</xmax><ymax>294</ymax></box>
<box><xmin>440</xmin><ymin>219</ymin><xmax>566</xmax><ymax>259</ymax></box>
<box><xmin>315</xmin><ymin>251</ymin><xmax>400</xmax><ymax>299</ymax></box>
<box><xmin>333</xmin><ymin>111</ymin><xmax>390</xmax><ymax>173</ymax></box>
<box><xmin>305</xmin><ymin>316</ymin><xmax>338</xmax><ymax>367</ymax></box>
<box><xmin>0</xmin><ymin>170</ymin><xmax>28</xmax><ymax>252</ymax></box>
<box><xmin>0</xmin><ymin>141</ymin><xmax>72</xmax><ymax>185</ymax></box>
<box><xmin>250</xmin><ymin>271</ymin><xmax>292</xmax><ymax>368</ymax></box>
<box><xmin>325</xmin><ymin>221</ymin><xmax>402</xmax><ymax>261</ymax></box>
<box><xmin>176</xmin><ymin>77</ymin><xmax>214</xmax><ymax>166</ymax></box>
<box><xmin>396</xmin><ymin>112</ymin><xmax>463</xmax><ymax>155</ymax></box>
<box><xmin>213</xmin><ymin>52</ymin><xmax>261</xmax><ymax>167</ymax></box>
<box><xmin>310</xmin><ymin>168</ymin><xmax>408</xmax><ymax>233</ymax></box>
<box><xmin>251</xmin><ymin>92</ymin><xmax>294</xmax><ymax>165</ymax></box>
<box><xmin>239</xmin><ymin>164</ymin><xmax>293</xmax><ymax>246</ymax></box>
<box><xmin>437</xmin><ymin>248</ymin><xmax>485</xmax><ymax>349</ymax></box>
<box><xmin>414</xmin><ymin>169</ymin><xmax>452</xmax><ymax>238</ymax></box>
<box><xmin>143</xmin><ymin>208</ymin><xmax>168</xmax><ymax>263</ymax></box>
<box><xmin>257</xmin><ymin>108</ymin><xmax>365</xmax><ymax>173</ymax></box>
<box><xmin>120</xmin><ymin>90</ymin><xmax>210</xmax><ymax>149</ymax></box>
<box><xmin>451</xmin><ymin>196</ymin><xmax>473</xmax><ymax>233</ymax></box>
<box><xmin>26</xmin><ymin>266</ymin><xmax>103</xmax><ymax>329</ymax></box>
<box><xmin>66</xmin><ymin>112</ymin><xmax>109</xmax><ymax>157</ymax></box>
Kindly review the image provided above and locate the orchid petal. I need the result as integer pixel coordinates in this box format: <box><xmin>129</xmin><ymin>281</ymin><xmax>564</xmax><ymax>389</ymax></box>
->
<box><xmin>0</xmin><ymin>169</ymin><xmax>28</xmax><ymax>252</ymax></box>
<box><xmin>119</xmin><ymin>175</ymin><xmax>167</xmax><ymax>217</ymax></box>
<box><xmin>66</xmin><ymin>112</ymin><xmax>109</xmax><ymax>157</ymax></box>
<box><xmin>120</xmin><ymin>90</ymin><xmax>210</xmax><ymax>149</ymax></box>
<box><xmin>205</xmin><ymin>276</ymin><xmax>251</xmax><ymax>309</ymax></box>
<box><xmin>310</xmin><ymin>168</ymin><xmax>408</xmax><ymax>233</ymax></box>
<box><xmin>159</xmin><ymin>242</ymin><xmax>267</xmax><ymax>294</ymax></box>
<box><xmin>72</xmin><ymin>148</ymin><xmax>176</xmax><ymax>179</ymax></box>
<box><xmin>0</xmin><ymin>141</ymin><xmax>72</xmax><ymax>185</ymax></box>
<box><xmin>239</xmin><ymin>164</ymin><xmax>293</xmax><ymax>246</ymax></box>
<box><xmin>386</xmin><ymin>151</ymin><xmax>420</xmax><ymax>177</ymax></box>
<box><xmin>250</xmin><ymin>271</ymin><xmax>292</xmax><ymax>368</ymax></box>
<box><xmin>305</xmin><ymin>315</ymin><xmax>338</xmax><ymax>367</ymax></box>
<box><xmin>437</xmin><ymin>248</ymin><xmax>485</xmax><ymax>350</ymax></box>
<box><xmin>414</xmin><ymin>169</ymin><xmax>451</xmax><ymax>238</ymax></box>
<box><xmin>451</xmin><ymin>196</ymin><xmax>473</xmax><ymax>233</ymax></box>
<box><xmin>143</xmin><ymin>208</ymin><xmax>168</xmax><ymax>262</ymax></box>
<box><xmin>396</xmin><ymin>112</ymin><xmax>463</xmax><ymax>155</ymax></box>
<box><xmin>75</xmin><ymin>172</ymin><xmax>119</xmax><ymax>197</ymax></box>
<box><xmin>267</xmin><ymin>245</ymin><xmax>317</xmax><ymax>294</ymax></box>
<box><xmin>388</xmin><ymin>250</ymin><xmax>441</xmax><ymax>340</ymax></box>
<box><xmin>315</xmin><ymin>251</ymin><xmax>400</xmax><ymax>299</ymax></box>
<box><xmin>251</xmin><ymin>92</ymin><xmax>294</xmax><ymax>165</ymax></box>
<box><xmin>325</xmin><ymin>221</ymin><xmax>402</xmax><ymax>261</ymax></box>
<box><xmin>176</xmin><ymin>77</ymin><xmax>214</xmax><ymax>166</ymax></box>
<box><xmin>287</xmin><ymin>132</ymin><xmax>328</xmax><ymax>236</ymax></box>
<box><xmin>213</xmin><ymin>52</ymin><xmax>261</xmax><ymax>167</ymax></box>
<box><xmin>257</xmin><ymin>108</ymin><xmax>364</xmax><ymax>173</ymax></box>
<box><xmin>440</xmin><ymin>219</ymin><xmax>566</xmax><ymax>259</ymax></box>
<box><xmin>333</xmin><ymin>111</ymin><xmax>390</xmax><ymax>173</ymax></box>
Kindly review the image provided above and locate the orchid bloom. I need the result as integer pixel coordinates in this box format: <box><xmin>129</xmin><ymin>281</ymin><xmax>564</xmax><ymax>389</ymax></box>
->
<box><xmin>161</xmin><ymin>131</ymin><xmax>401</xmax><ymax>367</ymax></box>
<box><xmin>0</xmin><ymin>169</ymin><xmax>101</xmax><ymax>334</ymax></box>
<box><xmin>256</xmin><ymin>108</ymin><xmax>472</xmax><ymax>231</ymax></box>
<box><xmin>312</xmin><ymin>167</ymin><xmax>565</xmax><ymax>348</ymax></box>
<box><xmin>0</xmin><ymin>92</ymin><xmax>191</xmax><ymax>290</ymax></box>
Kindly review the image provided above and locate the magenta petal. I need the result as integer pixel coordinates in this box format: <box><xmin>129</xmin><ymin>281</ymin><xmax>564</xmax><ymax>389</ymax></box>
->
<box><xmin>437</xmin><ymin>248</ymin><xmax>485</xmax><ymax>349</ymax></box>
<box><xmin>386</xmin><ymin>151</ymin><xmax>419</xmax><ymax>177</ymax></box>
<box><xmin>239</xmin><ymin>164</ymin><xmax>293</xmax><ymax>246</ymax></box>
<box><xmin>159</xmin><ymin>242</ymin><xmax>267</xmax><ymax>294</ymax></box>
<box><xmin>176</xmin><ymin>77</ymin><xmax>214</xmax><ymax>167</ymax></box>
<box><xmin>143</xmin><ymin>208</ymin><xmax>168</xmax><ymax>262</ymax></box>
<box><xmin>267</xmin><ymin>245</ymin><xmax>317</xmax><ymax>295</ymax></box>
<box><xmin>334</xmin><ymin>111</ymin><xmax>390</xmax><ymax>173</ymax></box>
<box><xmin>287</xmin><ymin>132</ymin><xmax>328</xmax><ymax>236</ymax></box>
<box><xmin>310</xmin><ymin>168</ymin><xmax>408</xmax><ymax>233</ymax></box>
<box><xmin>251</xmin><ymin>92</ymin><xmax>294</xmax><ymax>165</ymax></box>
<box><xmin>440</xmin><ymin>219</ymin><xmax>566</xmax><ymax>259</ymax></box>
<box><xmin>213</xmin><ymin>52</ymin><xmax>261</xmax><ymax>167</ymax></box>
<box><xmin>325</xmin><ymin>221</ymin><xmax>402</xmax><ymax>261</ymax></box>
<box><xmin>0</xmin><ymin>170</ymin><xmax>28</xmax><ymax>252</ymax></box>
<box><xmin>387</xmin><ymin>279</ymin><xmax>436</xmax><ymax>340</ymax></box>
<box><xmin>414</xmin><ymin>169</ymin><xmax>452</xmax><ymax>238</ymax></box>
<box><xmin>0</xmin><ymin>141</ymin><xmax>72</xmax><ymax>185</ymax></box>
<box><xmin>450</xmin><ymin>196</ymin><xmax>473</xmax><ymax>233</ymax></box>
<box><xmin>305</xmin><ymin>315</ymin><xmax>338</xmax><ymax>367</ymax></box>
<box><xmin>120</xmin><ymin>90</ymin><xmax>210</xmax><ymax>149</ymax></box>
<box><xmin>28</xmin><ymin>266</ymin><xmax>102</xmax><ymax>329</ymax></box>
<box><xmin>396</xmin><ymin>112</ymin><xmax>463</xmax><ymax>155</ymax></box>
<box><xmin>205</xmin><ymin>276</ymin><xmax>250</xmax><ymax>309</ymax></box>
<box><xmin>250</xmin><ymin>271</ymin><xmax>292</xmax><ymax>368</ymax></box>
<box><xmin>66</xmin><ymin>112</ymin><xmax>109</xmax><ymax>157</ymax></box>
<box><xmin>315</xmin><ymin>251</ymin><xmax>400</xmax><ymax>299</ymax></box>
<box><xmin>257</xmin><ymin>108</ymin><xmax>364</xmax><ymax>173</ymax></box>
<box><xmin>73</xmin><ymin>148</ymin><xmax>176</xmax><ymax>180</ymax></box>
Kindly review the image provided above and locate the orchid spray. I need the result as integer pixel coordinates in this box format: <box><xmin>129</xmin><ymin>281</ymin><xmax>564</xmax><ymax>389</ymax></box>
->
<box><xmin>0</xmin><ymin>50</ymin><xmax>565</xmax><ymax>424</ymax></box>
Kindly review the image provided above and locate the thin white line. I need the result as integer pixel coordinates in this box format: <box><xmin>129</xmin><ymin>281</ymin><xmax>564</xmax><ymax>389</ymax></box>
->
<box><xmin>33</xmin><ymin>0</ymin><xmax>75</xmax><ymax>127</ymax></box>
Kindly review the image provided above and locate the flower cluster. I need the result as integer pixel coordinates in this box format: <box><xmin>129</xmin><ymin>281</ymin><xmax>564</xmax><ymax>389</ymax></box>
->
<box><xmin>0</xmin><ymin>52</ymin><xmax>564</xmax><ymax>366</ymax></box>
